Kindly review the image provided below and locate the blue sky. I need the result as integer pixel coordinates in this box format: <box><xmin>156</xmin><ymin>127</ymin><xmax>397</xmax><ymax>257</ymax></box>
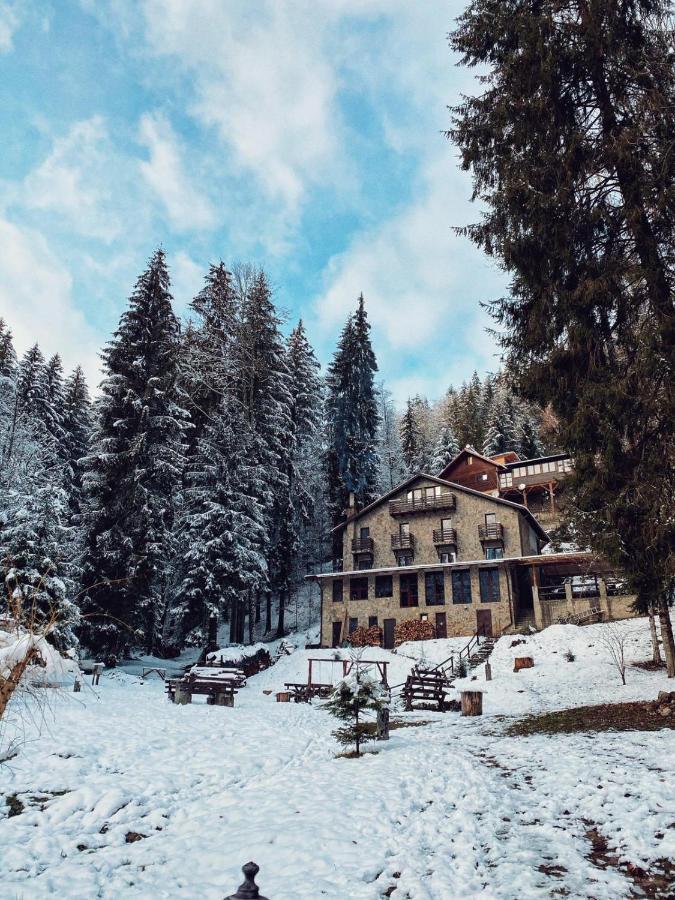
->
<box><xmin>0</xmin><ymin>0</ymin><xmax>507</xmax><ymax>403</ymax></box>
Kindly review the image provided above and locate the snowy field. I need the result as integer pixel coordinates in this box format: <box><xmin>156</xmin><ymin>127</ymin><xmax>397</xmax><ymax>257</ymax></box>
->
<box><xmin>1</xmin><ymin>618</ymin><xmax>674</xmax><ymax>899</ymax></box>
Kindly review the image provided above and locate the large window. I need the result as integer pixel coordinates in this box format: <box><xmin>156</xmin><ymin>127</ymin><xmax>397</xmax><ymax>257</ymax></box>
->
<box><xmin>424</xmin><ymin>571</ymin><xmax>445</xmax><ymax>605</ymax></box>
<box><xmin>479</xmin><ymin>567</ymin><xmax>501</xmax><ymax>603</ymax></box>
<box><xmin>439</xmin><ymin>551</ymin><xmax>456</xmax><ymax>564</ymax></box>
<box><xmin>399</xmin><ymin>573</ymin><xmax>419</xmax><ymax>607</ymax></box>
<box><xmin>357</xmin><ymin>559</ymin><xmax>373</xmax><ymax>570</ymax></box>
<box><xmin>485</xmin><ymin>546</ymin><xmax>504</xmax><ymax>560</ymax></box>
<box><xmin>350</xmin><ymin>577</ymin><xmax>369</xmax><ymax>601</ymax></box>
<box><xmin>368</xmin><ymin>615</ymin><xmax>378</xmax><ymax>627</ymax></box>
<box><xmin>375</xmin><ymin>574</ymin><xmax>393</xmax><ymax>598</ymax></box>
<box><xmin>451</xmin><ymin>570</ymin><xmax>472</xmax><ymax>604</ymax></box>
<box><xmin>397</xmin><ymin>554</ymin><xmax>414</xmax><ymax>567</ymax></box>
<box><xmin>348</xmin><ymin>617</ymin><xmax>359</xmax><ymax>635</ymax></box>
<box><xmin>332</xmin><ymin>580</ymin><xmax>344</xmax><ymax>603</ymax></box>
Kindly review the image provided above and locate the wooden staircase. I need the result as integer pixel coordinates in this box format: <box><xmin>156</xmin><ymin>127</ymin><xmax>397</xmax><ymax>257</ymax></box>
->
<box><xmin>398</xmin><ymin>633</ymin><xmax>497</xmax><ymax>712</ymax></box>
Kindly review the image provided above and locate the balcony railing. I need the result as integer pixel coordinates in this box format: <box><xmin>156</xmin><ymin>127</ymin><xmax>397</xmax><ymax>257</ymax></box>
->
<box><xmin>478</xmin><ymin>522</ymin><xmax>504</xmax><ymax>542</ymax></box>
<box><xmin>391</xmin><ymin>533</ymin><xmax>415</xmax><ymax>551</ymax></box>
<box><xmin>389</xmin><ymin>491</ymin><xmax>456</xmax><ymax>516</ymax></box>
<box><xmin>351</xmin><ymin>537</ymin><xmax>374</xmax><ymax>555</ymax></box>
<box><xmin>432</xmin><ymin>527</ymin><xmax>457</xmax><ymax>546</ymax></box>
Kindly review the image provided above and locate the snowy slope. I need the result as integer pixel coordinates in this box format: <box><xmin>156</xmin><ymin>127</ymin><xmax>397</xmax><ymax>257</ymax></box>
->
<box><xmin>0</xmin><ymin>618</ymin><xmax>673</xmax><ymax>899</ymax></box>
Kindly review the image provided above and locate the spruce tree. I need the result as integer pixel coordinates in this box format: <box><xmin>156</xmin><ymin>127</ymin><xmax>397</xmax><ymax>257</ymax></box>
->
<box><xmin>325</xmin><ymin>295</ymin><xmax>380</xmax><ymax>547</ymax></box>
<box><xmin>399</xmin><ymin>398</ymin><xmax>423</xmax><ymax>472</ymax></box>
<box><xmin>451</xmin><ymin>0</ymin><xmax>675</xmax><ymax>673</ymax></box>
<box><xmin>430</xmin><ymin>420</ymin><xmax>460</xmax><ymax>473</ymax></box>
<box><xmin>482</xmin><ymin>385</ymin><xmax>521</xmax><ymax>457</ymax></box>
<box><xmin>79</xmin><ymin>249</ymin><xmax>187</xmax><ymax>656</ymax></box>
<box><xmin>376</xmin><ymin>382</ymin><xmax>407</xmax><ymax>490</ymax></box>
<box><xmin>62</xmin><ymin>366</ymin><xmax>92</xmax><ymax>524</ymax></box>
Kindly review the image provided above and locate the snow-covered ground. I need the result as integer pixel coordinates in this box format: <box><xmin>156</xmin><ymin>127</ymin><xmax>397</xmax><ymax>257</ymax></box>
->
<box><xmin>1</xmin><ymin>618</ymin><xmax>674</xmax><ymax>899</ymax></box>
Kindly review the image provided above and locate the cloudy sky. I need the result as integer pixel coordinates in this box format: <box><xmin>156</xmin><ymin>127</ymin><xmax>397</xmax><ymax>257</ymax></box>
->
<box><xmin>0</xmin><ymin>0</ymin><xmax>506</xmax><ymax>403</ymax></box>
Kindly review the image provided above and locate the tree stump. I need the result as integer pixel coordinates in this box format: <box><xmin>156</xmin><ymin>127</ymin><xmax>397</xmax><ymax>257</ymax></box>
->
<box><xmin>514</xmin><ymin>656</ymin><xmax>534</xmax><ymax>672</ymax></box>
<box><xmin>485</xmin><ymin>662</ymin><xmax>492</xmax><ymax>682</ymax></box>
<box><xmin>276</xmin><ymin>691</ymin><xmax>290</xmax><ymax>703</ymax></box>
<box><xmin>376</xmin><ymin>707</ymin><xmax>390</xmax><ymax>740</ymax></box>
<box><xmin>460</xmin><ymin>690</ymin><xmax>483</xmax><ymax>716</ymax></box>
<box><xmin>174</xmin><ymin>685</ymin><xmax>192</xmax><ymax>705</ymax></box>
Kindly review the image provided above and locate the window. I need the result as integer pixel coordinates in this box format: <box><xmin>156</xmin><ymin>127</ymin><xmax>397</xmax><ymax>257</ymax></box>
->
<box><xmin>375</xmin><ymin>574</ymin><xmax>393</xmax><ymax>598</ymax></box>
<box><xmin>479</xmin><ymin>567</ymin><xmax>501</xmax><ymax>603</ymax></box>
<box><xmin>400</xmin><ymin>522</ymin><xmax>410</xmax><ymax>537</ymax></box>
<box><xmin>360</xmin><ymin>526</ymin><xmax>370</xmax><ymax>539</ymax></box>
<box><xmin>439</xmin><ymin>551</ymin><xmax>457</xmax><ymax>564</ymax></box>
<box><xmin>425</xmin><ymin>485</ymin><xmax>441</xmax><ymax>500</ymax></box>
<box><xmin>358</xmin><ymin>559</ymin><xmax>373</xmax><ymax>570</ymax></box>
<box><xmin>485</xmin><ymin>513</ymin><xmax>497</xmax><ymax>526</ymax></box>
<box><xmin>559</xmin><ymin>458</ymin><xmax>573</xmax><ymax>473</ymax></box>
<box><xmin>485</xmin><ymin>547</ymin><xmax>504</xmax><ymax>560</ymax></box>
<box><xmin>407</xmin><ymin>488</ymin><xmax>423</xmax><ymax>502</ymax></box>
<box><xmin>425</xmin><ymin>571</ymin><xmax>445</xmax><ymax>605</ymax></box>
<box><xmin>348</xmin><ymin>617</ymin><xmax>359</xmax><ymax>635</ymax></box>
<box><xmin>399</xmin><ymin>573</ymin><xmax>419</xmax><ymax>607</ymax></box>
<box><xmin>500</xmin><ymin>472</ymin><xmax>513</xmax><ymax>488</ymax></box>
<box><xmin>368</xmin><ymin>615</ymin><xmax>378</xmax><ymax>627</ymax></box>
<box><xmin>397</xmin><ymin>554</ymin><xmax>414</xmax><ymax>567</ymax></box>
<box><xmin>420</xmin><ymin>613</ymin><xmax>428</xmax><ymax>622</ymax></box>
<box><xmin>350</xmin><ymin>577</ymin><xmax>369</xmax><ymax>600</ymax></box>
<box><xmin>451</xmin><ymin>570</ymin><xmax>472</xmax><ymax>604</ymax></box>
<box><xmin>479</xmin><ymin>473</ymin><xmax>489</xmax><ymax>481</ymax></box>
<box><xmin>332</xmin><ymin>580</ymin><xmax>343</xmax><ymax>602</ymax></box>
<box><xmin>441</xmin><ymin>517</ymin><xmax>452</xmax><ymax>531</ymax></box>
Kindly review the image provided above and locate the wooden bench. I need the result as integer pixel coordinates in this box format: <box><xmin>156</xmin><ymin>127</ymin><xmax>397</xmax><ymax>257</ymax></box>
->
<box><xmin>190</xmin><ymin>665</ymin><xmax>247</xmax><ymax>688</ymax></box>
<box><xmin>283</xmin><ymin>682</ymin><xmax>334</xmax><ymax>702</ymax></box>
<box><xmin>166</xmin><ymin>675</ymin><xmax>239</xmax><ymax>706</ymax></box>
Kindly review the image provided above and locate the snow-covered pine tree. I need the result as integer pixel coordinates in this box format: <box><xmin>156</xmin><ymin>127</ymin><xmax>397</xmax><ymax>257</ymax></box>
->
<box><xmin>325</xmin><ymin>663</ymin><xmax>390</xmax><ymax>757</ymax></box>
<box><xmin>236</xmin><ymin>271</ymin><xmax>293</xmax><ymax>638</ymax></box>
<box><xmin>43</xmin><ymin>354</ymin><xmax>68</xmax><ymax>456</ymax></box>
<box><xmin>181</xmin><ymin>262</ymin><xmax>239</xmax><ymax>455</ymax></box>
<box><xmin>482</xmin><ymin>384</ymin><xmax>521</xmax><ymax>457</ymax></box>
<box><xmin>518</xmin><ymin>403</ymin><xmax>545</xmax><ymax>459</ymax></box>
<box><xmin>399</xmin><ymin>397</ymin><xmax>423</xmax><ymax>472</ymax></box>
<box><xmin>175</xmin><ymin>398</ymin><xmax>268</xmax><ymax>646</ymax></box>
<box><xmin>61</xmin><ymin>366</ymin><xmax>92</xmax><ymax>524</ymax></box>
<box><xmin>430</xmin><ymin>420</ymin><xmax>460</xmax><ymax>473</ymax></box>
<box><xmin>325</xmin><ymin>295</ymin><xmax>380</xmax><ymax>547</ymax></box>
<box><xmin>79</xmin><ymin>249</ymin><xmax>188</xmax><ymax>657</ymax></box>
<box><xmin>376</xmin><ymin>381</ymin><xmax>407</xmax><ymax>491</ymax></box>
<box><xmin>281</xmin><ymin>320</ymin><xmax>324</xmax><ymax>631</ymax></box>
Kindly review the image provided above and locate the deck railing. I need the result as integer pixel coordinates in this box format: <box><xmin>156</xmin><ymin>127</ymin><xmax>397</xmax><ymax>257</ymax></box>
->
<box><xmin>391</xmin><ymin>533</ymin><xmax>415</xmax><ymax>551</ymax></box>
<box><xmin>389</xmin><ymin>492</ymin><xmax>456</xmax><ymax>516</ymax></box>
<box><xmin>351</xmin><ymin>537</ymin><xmax>374</xmax><ymax>554</ymax></box>
<box><xmin>478</xmin><ymin>522</ymin><xmax>504</xmax><ymax>542</ymax></box>
<box><xmin>432</xmin><ymin>527</ymin><xmax>457</xmax><ymax>546</ymax></box>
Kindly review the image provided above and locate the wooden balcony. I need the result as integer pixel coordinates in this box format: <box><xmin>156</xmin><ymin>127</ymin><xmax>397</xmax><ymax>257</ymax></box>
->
<box><xmin>351</xmin><ymin>537</ymin><xmax>374</xmax><ymax>555</ymax></box>
<box><xmin>433</xmin><ymin>527</ymin><xmax>457</xmax><ymax>546</ymax></box>
<box><xmin>389</xmin><ymin>492</ymin><xmax>456</xmax><ymax>517</ymax></box>
<box><xmin>478</xmin><ymin>523</ymin><xmax>504</xmax><ymax>543</ymax></box>
<box><xmin>391</xmin><ymin>533</ymin><xmax>415</xmax><ymax>551</ymax></box>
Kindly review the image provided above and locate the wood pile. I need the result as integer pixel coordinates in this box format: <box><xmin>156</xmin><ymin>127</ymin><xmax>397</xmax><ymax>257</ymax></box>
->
<box><xmin>394</xmin><ymin>619</ymin><xmax>436</xmax><ymax>646</ymax></box>
<box><xmin>349</xmin><ymin>625</ymin><xmax>383</xmax><ymax>647</ymax></box>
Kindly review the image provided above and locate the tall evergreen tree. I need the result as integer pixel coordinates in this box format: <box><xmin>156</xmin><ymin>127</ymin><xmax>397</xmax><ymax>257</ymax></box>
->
<box><xmin>451</xmin><ymin>0</ymin><xmax>675</xmax><ymax>673</ymax></box>
<box><xmin>482</xmin><ymin>384</ymin><xmax>521</xmax><ymax>457</ymax></box>
<box><xmin>79</xmin><ymin>249</ymin><xmax>187</xmax><ymax>656</ymax></box>
<box><xmin>325</xmin><ymin>295</ymin><xmax>380</xmax><ymax>549</ymax></box>
<box><xmin>399</xmin><ymin>397</ymin><xmax>423</xmax><ymax>472</ymax></box>
<box><xmin>62</xmin><ymin>366</ymin><xmax>92</xmax><ymax>524</ymax></box>
<box><xmin>430</xmin><ymin>420</ymin><xmax>460</xmax><ymax>473</ymax></box>
<box><xmin>376</xmin><ymin>381</ymin><xmax>407</xmax><ymax>490</ymax></box>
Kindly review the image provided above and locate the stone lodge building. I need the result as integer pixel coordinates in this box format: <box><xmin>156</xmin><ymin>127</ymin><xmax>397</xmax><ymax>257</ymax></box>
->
<box><xmin>310</xmin><ymin>472</ymin><xmax>635</xmax><ymax>648</ymax></box>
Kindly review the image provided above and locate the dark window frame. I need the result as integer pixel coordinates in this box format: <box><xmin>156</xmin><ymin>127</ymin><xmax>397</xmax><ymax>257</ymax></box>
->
<box><xmin>349</xmin><ymin>576</ymin><xmax>369</xmax><ymax>601</ymax></box>
<box><xmin>332</xmin><ymin>579</ymin><xmax>344</xmax><ymax>603</ymax></box>
<box><xmin>348</xmin><ymin>617</ymin><xmax>359</xmax><ymax>634</ymax></box>
<box><xmin>485</xmin><ymin>546</ymin><xmax>504</xmax><ymax>560</ymax></box>
<box><xmin>424</xmin><ymin>571</ymin><xmax>445</xmax><ymax>606</ymax></box>
<box><xmin>451</xmin><ymin>569</ymin><xmax>472</xmax><ymax>604</ymax></box>
<box><xmin>399</xmin><ymin>573</ymin><xmax>419</xmax><ymax>608</ymax></box>
<box><xmin>479</xmin><ymin>567</ymin><xmax>501</xmax><ymax>603</ymax></box>
<box><xmin>375</xmin><ymin>574</ymin><xmax>393</xmax><ymax>598</ymax></box>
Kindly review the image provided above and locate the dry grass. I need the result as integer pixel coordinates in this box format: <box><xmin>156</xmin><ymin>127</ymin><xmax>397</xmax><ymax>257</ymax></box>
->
<box><xmin>507</xmin><ymin>701</ymin><xmax>675</xmax><ymax>737</ymax></box>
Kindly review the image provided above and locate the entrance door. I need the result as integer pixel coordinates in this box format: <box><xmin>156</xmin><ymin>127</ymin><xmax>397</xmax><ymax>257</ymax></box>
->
<box><xmin>476</xmin><ymin>609</ymin><xmax>493</xmax><ymax>638</ymax></box>
<box><xmin>332</xmin><ymin>621</ymin><xmax>342</xmax><ymax>647</ymax></box>
<box><xmin>435</xmin><ymin>612</ymin><xmax>447</xmax><ymax>639</ymax></box>
<box><xmin>383</xmin><ymin>618</ymin><xmax>396</xmax><ymax>649</ymax></box>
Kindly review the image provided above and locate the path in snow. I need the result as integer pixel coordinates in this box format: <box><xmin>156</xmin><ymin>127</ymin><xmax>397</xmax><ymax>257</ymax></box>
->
<box><xmin>1</xmin><ymin>619</ymin><xmax>674</xmax><ymax>899</ymax></box>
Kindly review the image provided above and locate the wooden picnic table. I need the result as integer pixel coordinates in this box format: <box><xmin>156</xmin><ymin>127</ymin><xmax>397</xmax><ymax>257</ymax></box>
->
<box><xmin>283</xmin><ymin>682</ymin><xmax>334</xmax><ymax>702</ymax></box>
<box><xmin>166</xmin><ymin>672</ymin><xmax>240</xmax><ymax>706</ymax></box>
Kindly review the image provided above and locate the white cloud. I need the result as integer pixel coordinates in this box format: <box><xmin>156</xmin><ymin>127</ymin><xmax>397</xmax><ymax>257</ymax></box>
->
<box><xmin>312</xmin><ymin>150</ymin><xmax>505</xmax><ymax>404</ymax></box>
<box><xmin>138</xmin><ymin>0</ymin><xmax>352</xmax><ymax>212</ymax></box>
<box><xmin>0</xmin><ymin>1</ymin><xmax>21</xmax><ymax>53</ymax></box>
<box><xmin>0</xmin><ymin>216</ymin><xmax>103</xmax><ymax>390</ymax></box>
<box><xmin>138</xmin><ymin>111</ymin><xmax>217</xmax><ymax>232</ymax></box>
<box><xmin>21</xmin><ymin>117</ymin><xmax>125</xmax><ymax>243</ymax></box>
<box><xmin>169</xmin><ymin>250</ymin><xmax>204</xmax><ymax>314</ymax></box>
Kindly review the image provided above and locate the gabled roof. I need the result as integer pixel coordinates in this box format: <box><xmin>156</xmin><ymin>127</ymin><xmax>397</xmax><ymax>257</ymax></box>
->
<box><xmin>504</xmin><ymin>452</ymin><xmax>571</xmax><ymax>469</ymax></box>
<box><xmin>437</xmin><ymin>446</ymin><xmax>509</xmax><ymax>480</ymax></box>
<box><xmin>334</xmin><ymin>472</ymin><xmax>549</xmax><ymax>542</ymax></box>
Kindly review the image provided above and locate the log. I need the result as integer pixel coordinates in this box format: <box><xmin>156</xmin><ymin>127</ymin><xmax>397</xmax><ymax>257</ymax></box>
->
<box><xmin>460</xmin><ymin>690</ymin><xmax>483</xmax><ymax>716</ymax></box>
<box><xmin>174</xmin><ymin>685</ymin><xmax>192</xmax><ymax>705</ymax></box>
<box><xmin>212</xmin><ymin>692</ymin><xmax>234</xmax><ymax>707</ymax></box>
<box><xmin>513</xmin><ymin>656</ymin><xmax>534</xmax><ymax>672</ymax></box>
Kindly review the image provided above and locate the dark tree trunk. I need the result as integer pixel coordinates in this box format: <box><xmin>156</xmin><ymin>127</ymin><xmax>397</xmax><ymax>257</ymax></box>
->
<box><xmin>658</xmin><ymin>602</ymin><xmax>675</xmax><ymax>679</ymax></box>
<box><xmin>276</xmin><ymin>587</ymin><xmax>286</xmax><ymax>638</ymax></box>
<box><xmin>265</xmin><ymin>592</ymin><xmax>272</xmax><ymax>634</ymax></box>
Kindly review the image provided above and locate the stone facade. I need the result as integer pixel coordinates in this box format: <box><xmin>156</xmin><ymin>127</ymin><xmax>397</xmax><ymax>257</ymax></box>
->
<box><xmin>317</xmin><ymin>475</ymin><xmax>545</xmax><ymax>647</ymax></box>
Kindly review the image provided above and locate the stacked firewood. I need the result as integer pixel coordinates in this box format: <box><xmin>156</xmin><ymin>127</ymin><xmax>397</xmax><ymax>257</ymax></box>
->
<box><xmin>349</xmin><ymin>625</ymin><xmax>383</xmax><ymax>647</ymax></box>
<box><xmin>394</xmin><ymin>619</ymin><xmax>436</xmax><ymax>646</ymax></box>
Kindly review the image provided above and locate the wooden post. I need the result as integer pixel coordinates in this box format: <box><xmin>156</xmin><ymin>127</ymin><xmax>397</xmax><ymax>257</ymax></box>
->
<box><xmin>376</xmin><ymin>707</ymin><xmax>390</xmax><ymax>740</ymax></box>
<box><xmin>485</xmin><ymin>661</ymin><xmax>492</xmax><ymax>681</ymax></box>
<box><xmin>213</xmin><ymin>692</ymin><xmax>234</xmax><ymax>707</ymax></box>
<box><xmin>174</xmin><ymin>684</ymin><xmax>191</xmax><ymax>705</ymax></box>
<box><xmin>73</xmin><ymin>678</ymin><xmax>82</xmax><ymax>693</ymax></box>
<box><xmin>461</xmin><ymin>691</ymin><xmax>483</xmax><ymax>716</ymax></box>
